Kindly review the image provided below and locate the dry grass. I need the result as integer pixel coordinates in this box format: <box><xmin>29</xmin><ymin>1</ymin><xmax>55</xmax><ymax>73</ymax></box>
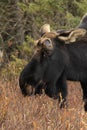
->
<box><xmin>0</xmin><ymin>78</ymin><xmax>87</xmax><ymax>130</ymax></box>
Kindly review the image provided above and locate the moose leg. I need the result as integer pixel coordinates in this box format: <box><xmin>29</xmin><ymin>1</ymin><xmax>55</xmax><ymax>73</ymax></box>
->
<box><xmin>81</xmin><ymin>82</ymin><xmax>87</xmax><ymax>111</ymax></box>
<box><xmin>45</xmin><ymin>80</ymin><xmax>58</xmax><ymax>98</ymax></box>
<box><xmin>56</xmin><ymin>74</ymin><xmax>68</xmax><ymax>109</ymax></box>
<box><xmin>35</xmin><ymin>83</ymin><xmax>44</xmax><ymax>95</ymax></box>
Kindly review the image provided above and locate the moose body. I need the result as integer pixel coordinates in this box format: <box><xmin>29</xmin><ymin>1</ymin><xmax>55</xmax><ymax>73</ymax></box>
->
<box><xmin>61</xmin><ymin>41</ymin><xmax>87</xmax><ymax>81</ymax></box>
<box><xmin>45</xmin><ymin>40</ymin><xmax>87</xmax><ymax>111</ymax></box>
<box><xmin>19</xmin><ymin>37</ymin><xmax>87</xmax><ymax>110</ymax></box>
<box><xmin>19</xmin><ymin>13</ymin><xmax>87</xmax><ymax>111</ymax></box>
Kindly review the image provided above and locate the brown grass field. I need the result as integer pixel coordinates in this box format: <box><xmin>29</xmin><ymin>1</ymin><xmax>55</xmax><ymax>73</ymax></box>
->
<box><xmin>0</xmin><ymin>77</ymin><xmax>87</xmax><ymax>130</ymax></box>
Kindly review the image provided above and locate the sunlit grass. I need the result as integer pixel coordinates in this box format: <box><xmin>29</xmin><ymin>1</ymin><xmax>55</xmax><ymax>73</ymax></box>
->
<box><xmin>0</xmin><ymin>78</ymin><xmax>87</xmax><ymax>130</ymax></box>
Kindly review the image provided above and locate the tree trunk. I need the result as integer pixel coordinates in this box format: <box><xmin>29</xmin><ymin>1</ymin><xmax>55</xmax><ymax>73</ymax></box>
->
<box><xmin>8</xmin><ymin>0</ymin><xmax>24</xmax><ymax>45</ymax></box>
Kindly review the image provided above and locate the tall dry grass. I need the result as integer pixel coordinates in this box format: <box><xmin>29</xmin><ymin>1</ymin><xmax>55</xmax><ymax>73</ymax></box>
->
<box><xmin>0</xmin><ymin>78</ymin><xmax>87</xmax><ymax>130</ymax></box>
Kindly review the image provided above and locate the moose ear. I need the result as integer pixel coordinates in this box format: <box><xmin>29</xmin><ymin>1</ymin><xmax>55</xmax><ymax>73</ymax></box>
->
<box><xmin>40</xmin><ymin>24</ymin><xmax>50</xmax><ymax>36</ymax></box>
<box><xmin>58</xmin><ymin>28</ymin><xmax>86</xmax><ymax>43</ymax></box>
<box><xmin>43</xmin><ymin>39</ymin><xmax>53</xmax><ymax>50</ymax></box>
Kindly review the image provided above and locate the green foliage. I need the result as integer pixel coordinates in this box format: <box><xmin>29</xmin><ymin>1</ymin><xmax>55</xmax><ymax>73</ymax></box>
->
<box><xmin>19</xmin><ymin>35</ymin><xmax>35</xmax><ymax>60</ymax></box>
<box><xmin>74</xmin><ymin>0</ymin><xmax>87</xmax><ymax>15</ymax></box>
<box><xmin>1</xmin><ymin>35</ymin><xmax>35</xmax><ymax>79</ymax></box>
<box><xmin>18</xmin><ymin>2</ymin><xmax>28</xmax><ymax>12</ymax></box>
<box><xmin>0</xmin><ymin>0</ymin><xmax>8</xmax><ymax>3</ymax></box>
<box><xmin>1</xmin><ymin>56</ymin><xmax>27</xmax><ymax>80</ymax></box>
<box><xmin>19</xmin><ymin>0</ymin><xmax>87</xmax><ymax>31</ymax></box>
<box><xmin>1</xmin><ymin>0</ymin><xmax>87</xmax><ymax>78</ymax></box>
<box><xmin>65</xmin><ymin>12</ymin><xmax>80</xmax><ymax>28</ymax></box>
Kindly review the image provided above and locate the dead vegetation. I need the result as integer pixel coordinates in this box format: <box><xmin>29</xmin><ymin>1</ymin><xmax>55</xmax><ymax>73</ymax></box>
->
<box><xmin>0</xmin><ymin>78</ymin><xmax>87</xmax><ymax>130</ymax></box>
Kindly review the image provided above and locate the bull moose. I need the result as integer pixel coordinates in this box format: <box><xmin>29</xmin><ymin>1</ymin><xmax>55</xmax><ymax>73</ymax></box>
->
<box><xmin>19</xmin><ymin>13</ymin><xmax>87</xmax><ymax>111</ymax></box>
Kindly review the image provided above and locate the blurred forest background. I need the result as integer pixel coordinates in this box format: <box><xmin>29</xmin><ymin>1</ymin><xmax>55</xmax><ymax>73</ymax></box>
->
<box><xmin>0</xmin><ymin>1</ymin><xmax>87</xmax><ymax>130</ymax></box>
<box><xmin>0</xmin><ymin>0</ymin><xmax>87</xmax><ymax>78</ymax></box>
